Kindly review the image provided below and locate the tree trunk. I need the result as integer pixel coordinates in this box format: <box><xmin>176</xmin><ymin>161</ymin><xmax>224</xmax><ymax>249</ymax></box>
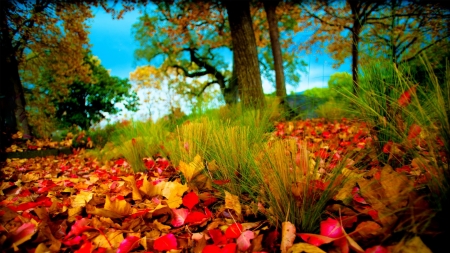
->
<box><xmin>224</xmin><ymin>0</ymin><xmax>265</xmax><ymax>109</ymax></box>
<box><xmin>350</xmin><ymin>1</ymin><xmax>361</xmax><ymax>94</ymax></box>
<box><xmin>263</xmin><ymin>0</ymin><xmax>286</xmax><ymax>98</ymax></box>
<box><xmin>224</xmin><ymin>57</ymin><xmax>239</xmax><ymax>105</ymax></box>
<box><xmin>0</xmin><ymin>2</ymin><xmax>31</xmax><ymax>140</ymax></box>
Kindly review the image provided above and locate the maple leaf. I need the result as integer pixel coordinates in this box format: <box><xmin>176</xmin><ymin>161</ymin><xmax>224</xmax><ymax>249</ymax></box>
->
<box><xmin>104</xmin><ymin>195</ymin><xmax>131</xmax><ymax>216</ymax></box>
<box><xmin>122</xmin><ymin>175</ymin><xmax>142</xmax><ymax>201</ymax></box>
<box><xmin>287</xmin><ymin>243</ymin><xmax>326</xmax><ymax>253</ymax></box>
<box><xmin>224</xmin><ymin>191</ymin><xmax>241</xmax><ymax>216</ymax></box>
<box><xmin>66</xmin><ymin>218</ymin><xmax>94</xmax><ymax>239</ymax></box>
<box><xmin>162</xmin><ymin>181</ymin><xmax>188</xmax><ymax>208</ymax></box>
<box><xmin>75</xmin><ymin>240</ymin><xmax>92</xmax><ymax>253</ymax></box>
<box><xmin>185</xmin><ymin>208</ymin><xmax>212</xmax><ymax>224</ymax></box>
<box><xmin>153</xmin><ymin>233</ymin><xmax>177</xmax><ymax>251</ymax></box>
<box><xmin>92</xmin><ymin>230</ymin><xmax>124</xmax><ymax>249</ymax></box>
<box><xmin>179</xmin><ymin>154</ymin><xmax>204</xmax><ymax>182</ymax></box>
<box><xmin>140</xmin><ymin>176</ymin><xmax>166</xmax><ymax>197</ymax></box>
<box><xmin>117</xmin><ymin>235</ymin><xmax>141</xmax><ymax>253</ymax></box>
<box><xmin>72</xmin><ymin>191</ymin><xmax>94</xmax><ymax>208</ymax></box>
<box><xmin>9</xmin><ymin>222</ymin><xmax>37</xmax><ymax>248</ymax></box>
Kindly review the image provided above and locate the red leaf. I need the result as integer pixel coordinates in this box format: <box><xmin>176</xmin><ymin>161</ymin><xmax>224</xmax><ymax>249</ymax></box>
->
<box><xmin>66</xmin><ymin>218</ymin><xmax>93</xmax><ymax>239</ymax></box>
<box><xmin>320</xmin><ymin>218</ymin><xmax>343</xmax><ymax>238</ymax></box>
<box><xmin>298</xmin><ymin>233</ymin><xmax>336</xmax><ymax>246</ymax></box>
<box><xmin>117</xmin><ymin>236</ymin><xmax>140</xmax><ymax>253</ymax></box>
<box><xmin>365</xmin><ymin>245</ymin><xmax>389</xmax><ymax>253</ymax></box>
<box><xmin>221</xmin><ymin>243</ymin><xmax>237</xmax><ymax>253</ymax></box>
<box><xmin>382</xmin><ymin>141</ymin><xmax>393</xmax><ymax>154</ymax></box>
<box><xmin>213</xmin><ymin>179</ymin><xmax>231</xmax><ymax>185</ymax></box>
<box><xmin>153</xmin><ymin>233</ymin><xmax>177</xmax><ymax>251</ymax></box>
<box><xmin>11</xmin><ymin>222</ymin><xmax>36</xmax><ymax>246</ymax></box>
<box><xmin>171</xmin><ymin>208</ymin><xmax>189</xmax><ymax>227</ymax></box>
<box><xmin>225</xmin><ymin>223</ymin><xmax>243</xmax><ymax>239</ymax></box>
<box><xmin>75</xmin><ymin>240</ymin><xmax>92</xmax><ymax>253</ymax></box>
<box><xmin>209</xmin><ymin>229</ymin><xmax>227</xmax><ymax>245</ymax></box>
<box><xmin>203</xmin><ymin>245</ymin><xmax>221</xmax><ymax>253</ymax></box>
<box><xmin>63</xmin><ymin>235</ymin><xmax>83</xmax><ymax>246</ymax></box>
<box><xmin>407</xmin><ymin>124</ymin><xmax>421</xmax><ymax>140</ymax></box>
<box><xmin>398</xmin><ymin>86</ymin><xmax>416</xmax><ymax>107</ymax></box>
<box><xmin>182</xmin><ymin>191</ymin><xmax>199</xmax><ymax>210</ymax></box>
<box><xmin>185</xmin><ymin>208</ymin><xmax>211</xmax><ymax>224</ymax></box>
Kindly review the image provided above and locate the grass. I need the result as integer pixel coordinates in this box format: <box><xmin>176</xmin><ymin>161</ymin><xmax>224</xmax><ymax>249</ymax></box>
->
<box><xmin>341</xmin><ymin>55</ymin><xmax>450</xmax><ymax>240</ymax></box>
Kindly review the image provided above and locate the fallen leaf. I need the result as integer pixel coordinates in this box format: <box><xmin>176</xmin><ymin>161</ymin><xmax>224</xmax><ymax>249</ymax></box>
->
<box><xmin>10</xmin><ymin>222</ymin><xmax>37</xmax><ymax>248</ymax></box>
<box><xmin>236</xmin><ymin>230</ymin><xmax>254</xmax><ymax>251</ymax></box>
<box><xmin>122</xmin><ymin>175</ymin><xmax>142</xmax><ymax>201</ymax></box>
<box><xmin>104</xmin><ymin>195</ymin><xmax>131</xmax><ymax>216</ymax></box>
<box><xmin>117</xmin><ymin>235</ymin><xmax>141</xmax><ymax>253</ymax></box>
<box><xmin>179</xmin><ymin>155</ymin><xmax>204</xmax><ymax>182</ymax></box>
<box><xmin>162</xmin><ymin>181</ymin><xmax>189</xmax><ymax>208</ymax></box>
<box><xmin>153</xmin><ymin>233</ymin><xmax>178</xmax><ymax>251</ymax></box>
<box><xmin>225</xmin><ymin>223</ymin><xmax>243</xmax><ymax>239</ymax></box>
<box><xmin>287</xmin><ymin>242</ymin><xmax>326</xmax><ymax>253</ymax></box>
<box><xmin>281</xmin><ymin>221</ymin><xmax>296</xmax><ymax>253</ymax></box>
<box><xmin>224</xmin><ymin>191</ymin><xmax>241</xmax><ymax>216</ymax></box>
<box><xmin>183</xmin><ymin>191</ymin><xmax>199</xmax><ymax>209</ymax></box>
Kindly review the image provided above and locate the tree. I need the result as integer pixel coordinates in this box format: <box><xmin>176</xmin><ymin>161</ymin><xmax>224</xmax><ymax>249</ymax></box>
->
<box><xmin>296</xmin><ymin>0</ymin><xmax>386</xmax><ymax>93</ymax></box>
<box><xmin>224</xmin><ymin>0</ymin><xmax>265</xmax><ymax>108</ymax></box>
<box><xmin>0</xmin><ymin>0</ymin><xmax>93</xmax><ymax>147</ymax></box>
<box><xmin>55</xmin><ymin>55</ymin><xmax>139</xmax><ymax>130</ymax></box>
<box><xmin>263</xmin><ymin>0</ymin><xmax>287</xmax><ymax>100</ymax></box>
<box><xmin>364</xmin><ymin>0</ymin><xmax>450</xmax><ymax>66</ymax></box>
<box><xmin>132</xmin><ymin>1</ymin><xmax>239</xmax><ymax>107</ymax></box>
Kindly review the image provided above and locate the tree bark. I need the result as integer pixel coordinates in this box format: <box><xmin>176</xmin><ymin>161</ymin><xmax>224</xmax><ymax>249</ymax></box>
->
<box><xmin>224</xmin><ymin>56</ymin><xmax>239</xmax><ymax>105</ymax></box>
<box><xmin>0</xmin><ymin>1</ymin><xmax>31</xmax><ymax>141</ymax></box>
<box><xmin>263</xmin><ymin>0</ymin><xmax>286</xmax><ymax>98</ymax></box>
<box><xmin>224</xmin><ymin>0</ymin><xmax>265</xmax><ymax>109</ymax></box>
<box><xmin>349</xmin><ymin>0</ymin><xmax>361</xmax><ymax>94</ymax></box>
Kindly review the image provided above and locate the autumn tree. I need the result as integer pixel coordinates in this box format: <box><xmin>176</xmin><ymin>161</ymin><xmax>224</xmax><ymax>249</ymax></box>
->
<box><xmin>132</xmin><ymin>1</ymin><xmax>239</xmax><ymax>108</ymax></box>
<box><xmin>296</xmin><ymin>0</ymin><xmax>387</xmax><ymax>93</ymax></box>
<box><xmin>0</xmin><ymin>1</ymin><xmax>93</xmax><ymax>148</ymax></box>
<box><xmin>364</xmin><ymin>0</ymin><xmax>450</xmax><ymax>67</ymax></box>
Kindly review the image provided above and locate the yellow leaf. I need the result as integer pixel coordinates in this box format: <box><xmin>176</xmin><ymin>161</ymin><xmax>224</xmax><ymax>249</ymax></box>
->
<box><xmin>35</xmin><ymin>243</ymin><xmax>50</xmax><ymax>253</ymax></box>
<box><xmin>153</xmin><ymin>220</ymin><xmax>171</xmax><ymax>232</ymax></box>
<box><xmin>281</xmin><ymin>221</ymin><xmax>296</xmax><ymax>253</ymax></box>
<box><xmin>104</xmin><ymin>195</ymin><xmax>131</xmax><ymax>216</ymax></box>
<box><xmin>179</xmin><ymin>154</ymin><xmax>204</xmax><ymax>182</ymax></box>
<box><xmin>93</xmin><ymin>230</ymin><xmax>124</xmax><ymax>249</ymax></box>
<box><xmin>224</xmin><ymin>191</ymin><xmax>241</xmax><ymax>216</ymax></box>
<box><xmin>72</xmin><ymin>191</ymin><xmax>93</xmax><ymax>208</ymax></box>
<box><xmin>86</xmin><ymin>204</ymin><xmax>124</xmax><ymax>219</ymax></box>
<box><xmin>162</xmin><ymin>181</ymin><xmax>188</xmax><ymax>208</ymax></box>
<box><xmin>122</xmin><ymin>175</ymin><xmax>142</xmax><ymax>201</ymax></box>
<box><xmin>391</xmin><ymin>236</ymin><xmax>432</xmax><ymax>253</ymax></box>
<box><xmin>140</xmin><ymin>176</ymin><xmax>166</xmax><ymax>197</ymax></box>
<box><xmin>287</xmin><ymin>243</ymin><xmax>326</xmax><ymax>253</ymax></box>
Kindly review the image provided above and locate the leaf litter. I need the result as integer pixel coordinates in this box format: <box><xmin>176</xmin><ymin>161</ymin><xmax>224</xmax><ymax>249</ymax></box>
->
<box><xmin>0</xmin><ymin>118</ymin><xmax>447</xmax><ymax>252</ymax></box>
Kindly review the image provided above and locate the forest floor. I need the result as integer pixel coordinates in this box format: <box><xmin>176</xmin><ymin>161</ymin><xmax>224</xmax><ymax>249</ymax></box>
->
<box><xmin>0</xmin><ymin>118</ymin><xmax>448</xmax><ymax>253</ymax></box>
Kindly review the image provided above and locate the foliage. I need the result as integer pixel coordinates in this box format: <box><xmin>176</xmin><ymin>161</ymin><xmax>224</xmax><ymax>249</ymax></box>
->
<box><xmin>55</xmin><ymin>55</ymin><xmax>139</xmax><ymax>130</ymax></box>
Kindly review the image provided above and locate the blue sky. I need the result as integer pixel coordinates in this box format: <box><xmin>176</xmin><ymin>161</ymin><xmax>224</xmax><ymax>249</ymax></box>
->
<box><xmin>88</xmin><ymin>6</ymin><xmax>350</xmax><ymax>121</ymax></box>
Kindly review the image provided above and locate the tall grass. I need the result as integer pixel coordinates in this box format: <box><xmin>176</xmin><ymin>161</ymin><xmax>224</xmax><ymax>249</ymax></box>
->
<box><xmin>343</xmin><ymin>55</ymin><xmax>449</xmax><ymax>236</ymax></box>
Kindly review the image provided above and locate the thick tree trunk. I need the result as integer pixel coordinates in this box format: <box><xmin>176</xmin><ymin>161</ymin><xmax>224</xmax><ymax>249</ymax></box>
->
<box><xmin>263</xmin><ymin>0</ymin><xmax>286</xmax><ymax>98</ymax></box>
<box><xmin>0</xmin><ymin>2</ymin><xmax>31</xmax><ymax>141</ymax></box>
<box><xmin>224</xmin><ymin>0</ymin><xmax>265</xmax><ymax>109</ymax></box>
